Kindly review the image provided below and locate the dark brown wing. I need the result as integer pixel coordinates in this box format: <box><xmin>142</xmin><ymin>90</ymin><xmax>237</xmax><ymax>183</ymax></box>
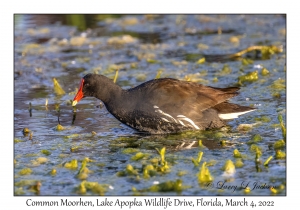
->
<box><xmin>131</xmin><ymin>78</ymin><xmax>239</xmax><ymax>119</ymax></box>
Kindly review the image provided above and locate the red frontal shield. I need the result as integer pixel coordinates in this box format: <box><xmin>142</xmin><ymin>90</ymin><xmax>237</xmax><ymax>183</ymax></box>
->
<box><xmin>72</xmin><ymin>78</ymin><xmax>84</xmax><ymax>106</ymax></box>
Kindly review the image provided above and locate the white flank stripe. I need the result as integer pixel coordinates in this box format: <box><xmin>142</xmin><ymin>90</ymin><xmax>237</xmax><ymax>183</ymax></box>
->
<box><xmin>218</xmin><ymin>109</ymin><xmax>255</xmax><ymax>120</ymax></box>
<box><xmin>153</xmin><ymin>105</ymin><xmax>159</xmax><ymax>109</ymax></box>
<box><xmin>155</xmin><ymin>108</ymin><xmax>177</xmax><ymax>123</ymax></box>
<box><xmin>161</xmin><ymin>112</ymin><xmax>177</xmax><ymax>123</ymax></box>
<box><xmin>178</xmin><ymin>120</ymin><xmax>185</xmax><ymax>126</ymax></box>
<box><xmin>161</xmin><ymin>118</ymin><xmax>170</xmax><ymax>122</ymax></box>
<box><xmin>177</xmin><ymin>115</ymin><xmax>200</xmax><ymax>129</ymax></box>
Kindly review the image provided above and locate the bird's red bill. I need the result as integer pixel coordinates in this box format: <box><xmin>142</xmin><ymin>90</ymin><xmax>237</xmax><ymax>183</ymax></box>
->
<box><xmin>72</xmin><ymin>78</ymin><xmax>84</xmax><ymax>106</ymax></box>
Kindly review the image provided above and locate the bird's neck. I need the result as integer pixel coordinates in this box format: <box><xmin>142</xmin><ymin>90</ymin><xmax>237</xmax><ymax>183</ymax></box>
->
<box><xmin>93</xmin><ymin>75</ymin><xmax>123</xmax><ymax>105</ymax></box>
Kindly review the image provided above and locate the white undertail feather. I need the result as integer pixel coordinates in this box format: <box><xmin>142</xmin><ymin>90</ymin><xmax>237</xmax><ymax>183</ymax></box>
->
<box><xmin>218</xmin><ymin>109</ymin><xmax>255</xmax><ymax>120</ymax></box>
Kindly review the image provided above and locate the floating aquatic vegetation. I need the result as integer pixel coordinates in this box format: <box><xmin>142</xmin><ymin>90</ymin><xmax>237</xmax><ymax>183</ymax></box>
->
<box><xmin>41</xmin><ymin>149</ymin><xmax>51</xmax><ymax>156</ymax></box>
<box><xmin>251</xmin><ymin>134</ymin><xmax>263</xmax><ymax>143</ymax></box>
<box><xmin>206</xmin><ymin>159</ymin><xmax>217</xmax><ymax>167</ymax></box>
<box><xmin>222</xmin><ymin>160</ymin><xmax>236</xmax><ymax>177</ymax></box>
<box><xmin>64</xmin><ymin>134</ymin><xmax>80</xmax><ymax>139</ymax></box>
<box><xmin>56</xmin><ymin>124</ymin><xmax>65</xmax><ymax>131</ymax></box>
<box><xmin>14</xmin><ymin>187</ymin><xmax>25</xmax><ymax>195</ymax></box>
<box><xmin>121</xmin><ymin>17</ymin><xmax>139</xmax><ymax>25</ymax></box>
<box><xmin>22</xmin><ymin>43</ymin><xmax>44</xmax><ymax>55</ymax></box>
<box><xmin>136</xmin><ymin>74</ymin><xmax>147</xmax><ymax>82</ymax></box>
<box><xmin>241</xmin><ymin>58</ymin><xmax>254</xmax><ymax>66</ymax></box>
<box><xmin>275</xmin><ymin>150</ymin><xmax>286</xmax><ymax>159</ymax></box>
<box><xmin>130</xmin><ymin>62</ymin><xmax>138</xmax><ymax>69</ymax></box>
<box><xmin>249</xmin><ymin>144</ymin><xmax>262</xmax><ymax>157</ymax></box>
<box><xmin>107</xmin><ymin>35</ymin><xmax>137</xmax><ymax>45</ymax></box>
<box><xmin>28</xmin><ymin>181</ymin><xmax>42</xmax><ymax>194</ymax></box>
<box><xmin>184</xmin><ymin>73</ymin><xmax>209</xmax><ymax>84</ymax></box>
<box><xmin>32</xmin><ymin>157</ymin><xmax>48</xmax><ymax>165</ymax></box>
<box><xmin>254</xmin><ymin>116</ymin><xmax>271</xmax><ymax>123</ymax></box>
<box><xmin>155</xmin><ymin>69</ymin><xmax>163</xmax><ymax>79</ymax></box>
<box><xmin>237</xmin><ymin>124</ymin><xmax>254</xmax><ymax>132</ymax></box>
<box><xmin>177</xmin><ymin>170</ymin><xmax>188</xmax><ymax>177</ymax></box>
<box><xmin>274</xmin><ymin>139</ymin><xmax>285</xmax><ymax>149</ymax></box>
<box><xmin>156</xmin><ymin>147</ymin><xmax>166</xmax><ymax>164</ymax></box>
<box><xmin>24</xmin><ymin>153</ymin><xmax>38</xmax><ymax>157</ymax></box>
<box><xmin>147</xmin><ymin>58</ymin><xmax>159</xmax><ymax>64</ymax></box>
<box><xmin>149</xmin><ymin>179</ymin><xmax>184</xmax><ymax>192</ymax></box>
<box><xmin>220</xmin><ymin>140</ymin><xmax>226</xmax><ymax>147</ymax></box>
<box><xmin>150</xmin><ymin>157</ymin><xmax>159</xmax><ymax>165</ymax></box>
<box><xmin>270</xmin><ymin>184</ymin><xmax>285</xmax><ymax>195</ymax></box>
<box><xmin>70</xmin><ymin>36</ymin><xmax>86</xmax><ymax>46</ymax></box>
<box><xmin>212</xmin><ymin>77</ymin><xmax>218</xmax><ymax>83</ymax></box>
<box><xmin>215</xmin><ymin>64</ymin><xmax>232</xmax><ymax>76</ymax></box>
<box><xmin>64</xmin><ymin>159</ymin><xmax>78</xmax><ymax>169</ymax></box>
<box><xmin>229</xmin><ymin>35</ymin><xmax>240</xmax><ymax>44</ymax></box>
<box><xmin>229</xmin><ymin>45</ymin><xmax>282</xmax><ymax>59</ymax></box>
<box><xmin>270</xmin><ymin>79</ymin><xmax>286</xmax><ymax>91</ymax></box>
<box><xmin>143</xmin><ymin>164</ymin><xmax>156</xmax><ymax>179</ymax></box>
<box><xmin>272</xmin><ymin>83</ymin><xmax>284</xmax><ymax>96</ymax></box>
<box><xmin>53</xmin><ymin>78</ymin><xmax>65</xmax><ymax>95</ymax></box>
<box><xmin>191</xmin><ymin>151</ymin><xmax>203</xmax><ymax>167</ymax></box>
<box><xmin>233</xmin><ymin>149</ymin><xmax>242</xmax><ymax>158</ymax></box>
<box><xmin>77</xmin><ymin>180</ymin><xmax>107</xmax><ymax>195</ymax></box>
<box><xmin>261</xmin><ymin>68</ymin><xmax>270</xmax><ymax>76</ymax></box>
<box><xmin>244</xmin><ymin>187</ymin><xmax>251</xmax><ymax>194</ymax></box>
<box><xmin>29</xmin><ymin>132</ymin><xmax>33</xmax><ymax>140</ymax></box>
<box><xmin>197</xmin><ymin>43</ymin><xmax>209</xmax><ymax>50</ymax></box>
<box><xmin>196</xmin><ymin>57</ymin><xmax>205</xmax><ymax>64</ymax></box>
<box><xmin>19</xmin><ymin>168</ymin><xmax>33</xmax><ymax>176</ymax></box>
<box><xmin>122</xmin><ymin>148</ymin><xmax>139</xmax><ymax>154</ymax></box>
<box><xmin>50</xmin><ymin>169</ymin><xmax>57</xmax><ymax>176</ymax></box>
<box><xmin>198</xmin><ymin>162</ymin><xmax>213</xmax><ymax>183</ymax></box>
<box><xmin>270</xmin><ymin>187</ymin><xmax>278</xmax><ymax>194</ymax></box>
<box><xmin>77</xmin><ymin>158</ymin><xmax>93</xmax><ymax>180</ymax></box>
<box><xmin>27</xmin><ymin>27</ymin><xmax>49</xmax><ymax>35</ymax></box>
<box><xmin>131</xmin><ymin>152</ymin><xmax>149</xmax><ymax>161</ymax></box>
<box><xmin>235</xmin><ymin>159</ymin><xmax>244</xmax><ymax>168</ymax></box>
<box><xmin>278</xmin><ymin>114</ymin><xmax>286</xmax><ymax>141</ymax></box>
<box><xmin>113</xmin><ymin>69</ymin><xmax>119</xmax><ymax>83</ymax></box>
<box><xmin>14</xmin><ymin>138</ymin><xmax>23</xmax><ymax>143</ymax></box>
<box><xmin>125</xmin><ymin>164</ymin><xmax>139</xmax><ymax>176</ymax></box>
<box><xmin>15</xmin><ymin>180</ymin><xmax>38</xmax><ymax>187</ymax></box>
<box><xmin>238</xmin><ymin>71</ymin><xmax>258</xmax><ymax>85</ymax></box>
<box><xmin>22</xmin><ymin>128</ymin><xmax>30</xmax><ymax>134</ymax></box>
<box><xmin>69</xmin><ymin>145</ymin><xmax>78</xmax><ymax>152</ymax></box>
<box><xmin>272</xmin><ymin>92</ymin><xmax>281</xmax><ymax>98</ymax></box>
<box><xmin>172</xmin><ymin>60</ymin><xmax>188</xmax><ymax>66</ymax></box>
<box><xmin>263</xmin><ymin>156</ymin><xmax>273</xmax><ymax>166</ymax></box>
<box><xmin>255</xmin><ymin>151</ymin><xmax>261</xmax><ymax>164</ymax></box>
<box><xmin>198</xmin><ymin>140</ymin><xmax>205</xmax><ymax>148</ymax></box>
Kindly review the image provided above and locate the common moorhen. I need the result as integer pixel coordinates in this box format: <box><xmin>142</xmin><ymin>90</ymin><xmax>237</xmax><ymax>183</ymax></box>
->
<box><xmin>72</xmin><ymin>74</ymin><xmax>255</xmax><ymax>134</ymax></box>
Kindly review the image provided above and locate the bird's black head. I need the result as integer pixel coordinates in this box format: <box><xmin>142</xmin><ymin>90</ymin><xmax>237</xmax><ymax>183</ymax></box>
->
<box><xmin>72</xmin><ymin>74</ymin><xmax>99</xmax><ymax>106</ymax></box>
